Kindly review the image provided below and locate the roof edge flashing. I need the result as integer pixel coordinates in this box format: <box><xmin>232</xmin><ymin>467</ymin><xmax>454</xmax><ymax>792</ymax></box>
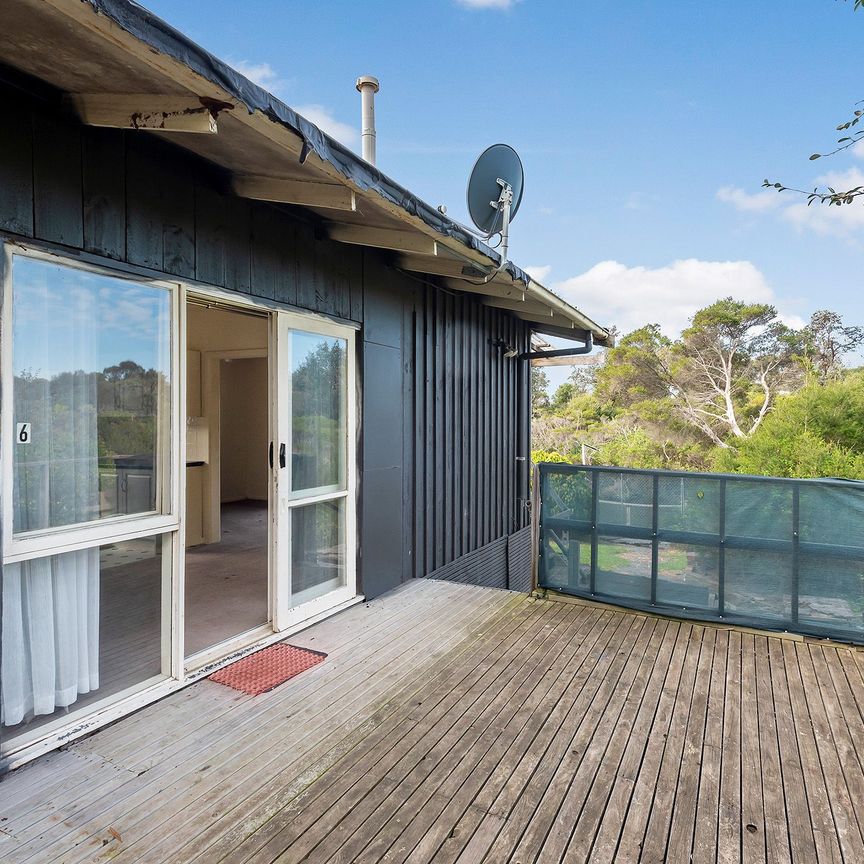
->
<box><xmin>55</xmin><ymin>0</ymin><xmax>603</xmax><ymax>333</ymax></box>
<box><xmin>74</xmin><ymin>0</ymin><xmax>532</xmax><ymax>284</ymax></box>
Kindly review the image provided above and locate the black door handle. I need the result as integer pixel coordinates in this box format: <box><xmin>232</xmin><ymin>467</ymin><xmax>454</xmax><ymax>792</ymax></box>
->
<box><xmin>279</xmin><ymin>443</ymin><xmax>286</xmax><ymax>468</ymax></box>
<box><xmin>269</xmin><ymin>441</ymin><xmax>274</xmax><ymax>468</ymax></box>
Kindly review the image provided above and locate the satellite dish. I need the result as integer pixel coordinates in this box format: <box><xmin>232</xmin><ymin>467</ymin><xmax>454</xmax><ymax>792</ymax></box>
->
<box><xmin>466</xmin><ymin>143</ymin><xmax>525</xmax><ymax>235</ymax></box>
<box><xmin>434</xmin><ymin>143</ymin><xmax>525</xmax><ymax>283</ymax></box>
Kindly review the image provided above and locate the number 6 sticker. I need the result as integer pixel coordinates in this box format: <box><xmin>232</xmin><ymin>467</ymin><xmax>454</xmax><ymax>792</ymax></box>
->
<box><xmin>16</xmin><ymin>422</ymin><xmax>31</xmax><ymax>444</ymax></box>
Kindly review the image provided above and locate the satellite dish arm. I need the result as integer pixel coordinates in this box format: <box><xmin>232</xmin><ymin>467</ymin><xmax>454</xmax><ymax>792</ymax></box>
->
<box><xmin>440</xmin><ymin>178</ymin><xmax>512</xmax><ymax>243</ymax></box>
<box><xmin>470</xmin><ymin>179</ymin><xmax>513</xmax><ymax>284</ymax></box>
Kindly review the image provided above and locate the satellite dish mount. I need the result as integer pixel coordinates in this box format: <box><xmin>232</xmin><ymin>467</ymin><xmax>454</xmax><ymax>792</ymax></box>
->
<box><xmin>451</xmin><ymin>143</ymin><xmax>525</xmax><ymax>283</ymax></box>
<box><xmin>489</xmin><ymin>177</ymin><xmax>514</xmax><ymax>238</ymax></box>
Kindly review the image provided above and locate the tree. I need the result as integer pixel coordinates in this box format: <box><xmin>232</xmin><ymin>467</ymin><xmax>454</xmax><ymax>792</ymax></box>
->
<box><xmin>531</xmin><ymin>366</ymin><xmax>549</xmax><ymax>417</ymax></box>
<box><xmin>594</xmin><ymin>300</ymin><xmax>804</xmax><ymax>449</ymax></box>
<box><xmin>568</xmin><ymin>365</ymin><xmax>597</xmax><ymax>395</ymax></box>
<box><xmin>801</xmin><ymin>310</ymin><xmax>864</xmax><ymax>382</ymax></box>
<box><xmin>550</xmin><ymin>382</ymin><xmax>576</xmax><ymax>411</ymax></box>
<box><xmin>670</xmin><ymin>299</ymin><xmax>802</xmax><ymax>446</ymax></box>
<box><xmin>594</xmin><ymin>324</ymin><xmax>672</xmax><ymax>409</ymax></box>
<box><xmin>714</xmin><ymin>370</ymin><xmax>864</xmax><ymax>478</ymax></box>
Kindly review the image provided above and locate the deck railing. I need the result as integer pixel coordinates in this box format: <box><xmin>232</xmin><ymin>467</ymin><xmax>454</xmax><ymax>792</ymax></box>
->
<box><xmin>537</xmin><ymin>463</ymin><xmax>864</xmax><ymax>643</ymax></box>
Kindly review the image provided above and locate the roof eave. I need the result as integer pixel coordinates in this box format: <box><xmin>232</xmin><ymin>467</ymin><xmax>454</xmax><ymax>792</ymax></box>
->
<box><xmin>35</xmin><ymin>0</ymin><xmax>613</xmax><ymax>344</ymax></box>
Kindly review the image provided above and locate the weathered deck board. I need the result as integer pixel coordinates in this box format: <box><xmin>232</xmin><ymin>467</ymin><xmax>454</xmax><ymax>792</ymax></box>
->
<box><xmin>19</xmin><ymin>584</ymin><xmax>511</xmax><ymax>864</ymax></box>
<box><xmin>2</xmin><ymin>581</ymin><xmax>864</xmax><ymax>864</ymax></box>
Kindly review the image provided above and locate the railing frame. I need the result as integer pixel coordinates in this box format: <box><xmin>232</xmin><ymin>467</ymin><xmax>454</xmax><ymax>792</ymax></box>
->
<box><xmin>537</xmin><ymin>462</ymin><xmax>864</xmax><ymax>645</ymax></box>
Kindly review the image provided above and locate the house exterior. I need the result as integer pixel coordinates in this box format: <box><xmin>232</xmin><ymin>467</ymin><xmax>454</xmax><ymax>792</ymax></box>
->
<box><xmin>0</xmin><ymin>0</ymin><xmax>611</xmax><ymax>770</ymax></box>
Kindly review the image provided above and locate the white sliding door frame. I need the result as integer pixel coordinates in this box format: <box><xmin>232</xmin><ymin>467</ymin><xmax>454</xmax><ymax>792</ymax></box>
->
<box><xmin>273</xmin><ymin>310</ymin><xmax>358</xmax><ymax>631</ymax></box>
<box><xmin>0</xmin><ymin>242</ymin><xmax>182</xmax><ymax>756</ymax></box>
<box><xmin>0</xmin><ymin>240</ymin><xmax>360</xmax><ymax>764</ymax></box>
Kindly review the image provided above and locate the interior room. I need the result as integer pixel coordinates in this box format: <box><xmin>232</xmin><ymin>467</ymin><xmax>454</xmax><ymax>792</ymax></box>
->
<box><xmin>184</xmin><ymin>302</ymin><xmax>271</xmax><ymax>658</ymax></box>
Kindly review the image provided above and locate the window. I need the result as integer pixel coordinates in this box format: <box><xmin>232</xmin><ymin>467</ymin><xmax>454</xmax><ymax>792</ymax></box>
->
<box><xmin>10</xmin><ymin>255</ymin><xmax>173</xmax><ymax>536</ymax></box>
<box><xmin>1</xmin><ymin>249</ymin><xmax>178</xmax><ymax>751</ymax></box>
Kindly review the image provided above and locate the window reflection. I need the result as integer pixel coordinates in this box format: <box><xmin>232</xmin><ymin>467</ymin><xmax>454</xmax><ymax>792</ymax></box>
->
<box><xmin>1</xmin><ymin>535</ymin><xmax>164</xmax><ymax>737</ymax></box>
<box><xmin>12</xmin><ymin>256</ymin><xmax>172</xmax><ymax>533</ymax></box>
<box><xmin>290</xmin><ymin>332</ymin><xmax>346</xmax><ymax>492</ymax></box>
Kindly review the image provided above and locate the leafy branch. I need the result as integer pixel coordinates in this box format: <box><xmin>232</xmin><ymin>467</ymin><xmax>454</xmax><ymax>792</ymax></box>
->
<box><xmin>761</xmin><ymin>179</ymin><xmax>864</xmax><ymax>206</ymax></box>
<box><xmin>763</xmin><ymin>0</ymin><xmax>864</xmax><ymax>205</ymax></box>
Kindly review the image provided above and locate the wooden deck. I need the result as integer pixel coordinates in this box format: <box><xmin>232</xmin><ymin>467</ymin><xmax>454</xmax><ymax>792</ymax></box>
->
<box><xmin>3</xmin><ymin>580</ymin><xmax>864</xmax><ymax>863</ymax></box>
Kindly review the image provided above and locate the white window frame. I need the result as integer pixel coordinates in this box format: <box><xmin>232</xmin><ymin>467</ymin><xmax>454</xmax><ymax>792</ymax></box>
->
<box><xmin>0</xmin><ymin>242</ymin><xmax>182</xmax><ymax>756</ymax></box>
<box><xmin>272</xmin><ymin>310</ymin><xmax>358</xmax><ymax>631</ymax></box>
<box><xmin>0</xmin><ymin>243</ymin><xmax>182</xmax><ymax>563</ymax></box>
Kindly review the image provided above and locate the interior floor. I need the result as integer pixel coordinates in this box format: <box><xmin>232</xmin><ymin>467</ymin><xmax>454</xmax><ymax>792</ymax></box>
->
<box><xmin>184</xmin><ymin>500</ymin><xmax>269</xmax><ymax>656</ymax></box>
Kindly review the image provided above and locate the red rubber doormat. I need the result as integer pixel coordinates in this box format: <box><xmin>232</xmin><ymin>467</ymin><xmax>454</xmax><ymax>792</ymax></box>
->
<box><xmin>208</xmin><ymin>643</ymin><xmax>327</xmax><ymax>696</ymax></box>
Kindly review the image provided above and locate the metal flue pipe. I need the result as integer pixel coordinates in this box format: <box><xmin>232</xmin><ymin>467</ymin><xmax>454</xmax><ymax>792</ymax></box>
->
<box><xmin>355</xmin><ymin>75</ymin><xmax>379</xmax><ymax>165</ymax></box>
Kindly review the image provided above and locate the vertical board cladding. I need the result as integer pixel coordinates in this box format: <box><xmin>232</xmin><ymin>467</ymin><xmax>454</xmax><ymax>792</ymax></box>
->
<box><xmin>360</xmin><ymin>255</ymin><xmax>407</xmax><ymax>599</ymax></box>
<box><xmin>408</xmin><ymin>281</ymin><xmax>532</xmax><ymax>583</ymax></box>
<box><xmin>0</xmin><ymin>83</ymin><xmax>534</xmax><ymax>600</ymax></box>
<box><xmin>0</xmin><ymin>90</ymin><xmax>360</xmax><ymax>319</ymax></box>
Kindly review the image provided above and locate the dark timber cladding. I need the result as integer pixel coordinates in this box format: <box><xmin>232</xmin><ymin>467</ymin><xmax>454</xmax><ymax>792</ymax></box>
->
<box><xmin>0</xmin><ymin>77</ymin><xmax>532</xmax><ymax>597</ymax></box>
<box><xmin>411</xmin><ymin>283</ymin><xmax>531</xmax><ymax>580</ymax></box>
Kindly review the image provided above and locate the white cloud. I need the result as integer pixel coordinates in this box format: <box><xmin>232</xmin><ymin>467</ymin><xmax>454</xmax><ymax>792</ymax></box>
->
<box><xmin>782</xmin><ymin>167</ymin><xmax>864</xmax><ymax>240</ymax></box>
<box><xmin>294</xmin><ymin>104</ymin><xmax>358</xmax><ymax>147</ymax></box>
<box><xmin>228</xmin><ymin>60</ymin><xmax>291</xmax><ymax>98</ymax></box>
<box><xmin>552</xmin><ymin>259</ymin><xmax>781</xmax><ymax>338</ymax></box>
<box><xmin>716</xmin><ymin>186</ymin><xmax>782</xmax><ymax>213</ymax></box>
<box><xmin>456</xmin><ymin>0</ymin><xmax>515</xmax><ymax>7</ymax></box>
<box><xmin>525</xmin><ymin>265</ymin><xmax>552</xmax><ymax>283</ymax></box>
<box><xmin>718</xmin><ymin>142</ymin><xmax>864</xmax><ymax>240</ymax></box>
<box><xmin>779</xmin><ymin>312</ymin><xmax>807</xmax><ymax>330</ymax></box>
<box><xmin>227</xmin><ymin>59</ymin><xmax>357</xmax><ymax>148</ymax></box>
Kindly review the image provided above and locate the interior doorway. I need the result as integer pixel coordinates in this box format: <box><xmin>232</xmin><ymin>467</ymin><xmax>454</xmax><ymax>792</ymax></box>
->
<box><xmin>184</xmin><ymin>302</ymin><xmax>271</xmax><ymax>659</ymax></box>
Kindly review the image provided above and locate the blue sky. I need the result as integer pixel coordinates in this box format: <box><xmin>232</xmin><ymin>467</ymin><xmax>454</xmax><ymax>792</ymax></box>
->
<box><xmin>143</xmin><ymin>0</ymin><xmax>864</xmax><ymax>386</ymax></box>
<box><xmin>13</xmin><ymin>256</ymin><xmax>169</xmax><ymax>379</ymax></box>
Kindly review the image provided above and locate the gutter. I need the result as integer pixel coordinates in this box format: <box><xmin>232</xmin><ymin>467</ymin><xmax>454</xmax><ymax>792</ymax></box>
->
<box><xmin>520</xmin><ymin>331</ymin><xmax>593</xmax><ymax>361</ymax></box>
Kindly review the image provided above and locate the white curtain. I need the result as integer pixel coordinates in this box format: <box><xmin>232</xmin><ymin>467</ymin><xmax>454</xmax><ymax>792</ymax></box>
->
<box><xmin>2</xmin><ymin>550</ymin><xmax>100</xmax><ymax>725</ymax></box>
<box><xmin>1</xmin><ymin>271</ymin><xmax>101</xmax><ymax>727</ymax></box>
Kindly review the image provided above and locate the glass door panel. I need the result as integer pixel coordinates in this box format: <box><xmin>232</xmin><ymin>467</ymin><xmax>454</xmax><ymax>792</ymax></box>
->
<box><xmin>274</xmin><ymin>313</ymin><xmax>355</xmax><ymax>629</ymax></box>
<box><xmin>1</xmin><ymin>249</ymin><xmax>177</xmax><ymax>754</ymax></box>
<box><xmin>290</xmin><ymin>330</ymin><xmax>347</xmax><ymax>495</ymax></box>
<box><xmin>2</xmin><ymin>534</ymin><xmax>168</xmax><ymax>742</ymax></box>
<box><xmin>10</xmin><ymin>255</ymin><xmax>172</xmax><ymax>536</ymax></box>
<box><xmin>291</xmin><ymin>498</ymin><xmax>346</xmax><ymax>606</ymax></box>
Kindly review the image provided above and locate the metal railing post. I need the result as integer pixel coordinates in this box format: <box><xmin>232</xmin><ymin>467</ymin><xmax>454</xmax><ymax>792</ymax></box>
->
<box><xmin>590</xmin><ymin>467</ymin><xmax>598</xmax><ymax>595</ymax></box>
<box><xmin>532</xmin><ymin>463</ymin><xmax>542</xmax><ymax>591</ymax></box>
<box><xmin>718</xmin><ymin>477</ymin><xmax>726</xmax><ymax>619</ymax></box>
<box><xmin>651</xmin><ymin>473</ymin><xmax>659</xmax><ymax>606</ymax></box>
<box><xmin>792</xmin><ymin>483</ymin><xmax>800</xmax><ymax>626</ymax></box>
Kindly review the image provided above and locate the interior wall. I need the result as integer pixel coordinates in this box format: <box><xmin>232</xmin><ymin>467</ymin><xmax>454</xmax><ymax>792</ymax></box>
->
<box><xmin>220</xmin><ymin>358</ymin><xmax>269</xmax><ymax>502</ymax></box>
<box><xmin>186</xmin><ymin>306</ymin><xmax>268</xmax><ymax>353</ymax></box>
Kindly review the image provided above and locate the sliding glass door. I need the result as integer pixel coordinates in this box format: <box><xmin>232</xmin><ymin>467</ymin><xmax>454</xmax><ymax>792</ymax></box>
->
<box><xmin>273</xmin><ymin>312</ymin><xmax>356</xmax><ymax>629</ymax></box>
<box><xmin>1</xmin><ymin>248</ymin><xmax>178</xmax><ymax>753</ymax></box>
<box><xmin>0</xmin><ymin>246</ymin><xmax>357</xmax><ymax>758</ymax></box>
